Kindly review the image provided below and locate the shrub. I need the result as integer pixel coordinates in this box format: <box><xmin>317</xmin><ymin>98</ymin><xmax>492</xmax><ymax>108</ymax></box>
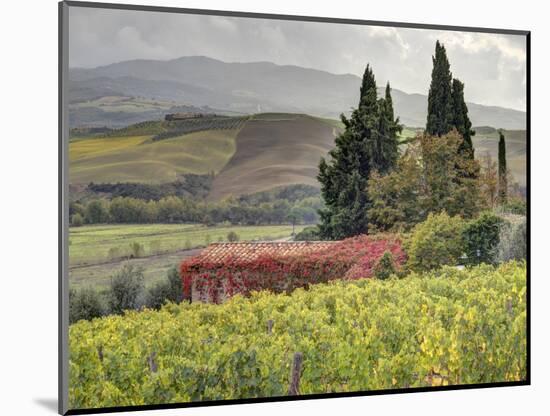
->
<box><xmin>500</xmin><ymin>198</ymin><xmax>527</xmax><ymax>216</ymax></box>
<box><xmin>227</xmin><ymin>231</ymin><xmax>240</xmax><ymax>242</ymax></box>
<box><xmin>294</xmin><ymin>226</ymin><xmax>321</xmax><ymax>241</ymax></box>
<box><xmin>496</xmin><ymin>217</ymin><xmax>527</xmax><ymax>262</ymax></box>
<box><xmin>462</xmin><ymin>212</ymin><xmax>508</xmax><ymax>265</ymax></box>
<box><xmin>405</xmin><ymin>212</ymin><xmax>465</xmax><ymax>272</ymax></box>
<box><xmin>374</xmin><ymin>251</ymin><xmax>397</xmax><ymax>280</ymax></box>
<box><xmin>107</xmin><ymin>264</ymin><xmax>145</xmax><ymax>315</ymax></box>
<box><xmin>202</xmin><ymin>214</ymin><xmax>216</xmax><ymax>227</ymax></box>
<box><xmin>71</xmin><ymin>213</ymin><xmax>84</xmax><ymax>227</ymax></box>
<box><xmin>146</xmin><ymin>267</ymin><xmax>183</xmax><ymax>309</ymax></box>
<box><xmin>129</xmin><ymin>242</ymin><xmax>144</xmax><ymax>258</ymax></box>
<box><xmin>108</xmin><ymin>247</ymin><xmax>121</xmax><ymax>260</ymax></box>
<box><xmin>69</xmin><ymin>287</ymin><xmax>104</xmax><ymax>323</ymax></box>
<box><xmin>145</xmin><ymin>281</ymin><xmax>173</xmax><ymax>310</ymax></box>
<box><xmin>166</xmin><ymin>265</ymin><xmax>183</xmax><ymax>303</ymax></box>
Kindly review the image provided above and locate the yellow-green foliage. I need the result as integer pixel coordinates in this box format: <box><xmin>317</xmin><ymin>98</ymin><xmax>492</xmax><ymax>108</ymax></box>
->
<box><xmin>69</xmin><ymin>261</ymin><xmax>526</xmax><ymax>409</ymax></box>
<box><xmin>69</xmin><ymin>130</ymin><xmax>238</xmax><ymax>184</ymax></box>
<box><xmin>405</xmin><ymin>212</ymin><xmax>465</xmax><ymax>272</ymax></box>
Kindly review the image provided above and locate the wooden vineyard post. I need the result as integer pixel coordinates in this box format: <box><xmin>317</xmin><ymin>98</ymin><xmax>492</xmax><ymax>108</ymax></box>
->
<box><xmin>267</xmin><ymin>319</ymin><xmax>274</xmax><ymax>335</ymax></box>
<box><xmin>97</xmin><ymin>345</ymin><xmax>104</xmax><ymax>362</ymax></box>
<box><xmin>288</xmin><ymin>352</ymin><xmax>303</xmax><ymax>395</ymax></box>
<box><xmin>147</xmin><ymin>351</ymin><xmax>158</xmax><ymax>373</ymax></box>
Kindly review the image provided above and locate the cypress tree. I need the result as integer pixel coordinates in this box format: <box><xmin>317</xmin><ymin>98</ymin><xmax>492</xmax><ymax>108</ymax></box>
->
<box><xmin>359</xmin><ymin>64</ymin><xmax>378</xmax><ymax>108</ymax></box>
<box><xmin>376</xmin><ymin>82</ymin><xmax>402</xmax><ymax>173</ymax></box>
<box><xmin>498</xmin><ymin>131</ymin><xmax>507</xmax><ymax>204</ymax></box>
<box><xmin>451</xmin><ymin>78</ymin><xmax>475</xmax><ymax>158</ymax></box>
<box><xmin>426</xmin><ymin>41</ymin><xmax>454</xmax><ymax>136</ymax></box>
<box><xmin>318</xmin><ymin>66</ymin><xmax>401</xmax><ymax>239</ymax></box>
<box><xmin>385</xmin><ymin>82</ymin><xmax>395</xmax><ymax>121</ymax></box>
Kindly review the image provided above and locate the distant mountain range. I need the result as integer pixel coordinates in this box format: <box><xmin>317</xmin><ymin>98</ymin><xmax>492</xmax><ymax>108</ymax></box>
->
<box><xmin>69</xmin><ymin>56</ymin><xmax>526</xmax><ymax>130</ymax></box>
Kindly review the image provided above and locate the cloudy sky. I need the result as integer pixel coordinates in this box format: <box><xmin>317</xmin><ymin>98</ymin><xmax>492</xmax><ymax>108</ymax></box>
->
<box><xmin>69</xmin><ymin>6</ymin><xmax>527</xmax><ymax>111</ymax></box>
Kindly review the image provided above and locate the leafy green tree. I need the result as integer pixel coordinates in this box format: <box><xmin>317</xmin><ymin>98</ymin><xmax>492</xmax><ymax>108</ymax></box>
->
<box><xmin>426</xmin><ymin>41</ymin><xmax>454</xmax><ymax>136</ymax></box>
<box><xmin>287</xmin><ymin>206</ymin><xmax>306</xmax><ymax>234</ymax></box>
<box><xmin>367</xmin><ymin>142</ymin><xmax>425</xmax><ymax>232</ymax></box>
<box><xmin>368</xmin><ymin>131</ymin><xmax>483</xmax><ymax>232</ymax></box>
<box><xmin>479</xmin><ymin>153</ymin><xmax>499</xmax><ymax>208</ymax></box>
<box><xmin>496</xmin><ymin>217</ymin><xmax>526</xmax><ymax>262</ymax></box>
<box><xmin>498</xmin><ymin>131</ymin><xmax>508</xmax><ymax>204</ymax></box>
<box><xmin>69</xmin><ymin>201</ymin><xmax>85</xmax><ymax>218</ymax></box>
<box><xmin>85</xmin><ymin>199</ymin><xmax>110</xmax><ymax>224</ymax></box>
<box><xmin>294</xmin><ymin>226</ymin><xmax>321</xmax><ymax>241</ymax></box>
<box><xmin>145</xmin><ymin>266</ymin><xmax>183</xmax><ymax>309</ymax></box>
<box><xmin>71</xmin><ymin>213</ymin><xmax>84</xmax><ymax>227</ymax></box>
<box><xmin>451</xmin><ymin>78</ymin><xmax>475</xmax><ymax>158</ymax></box>
<box><xmin>374</xmin><ymin>251</ymin><xmax>397</xmax><ymax>280</ymax></box>
<box><xmin>462</xmin><ymin>212</ymin><xmax>508</xmax><ymax>265</ymax></box>
<box><xmin>108</xmin><ymin>264</ymin><xmax>145</xmax><ymax>315</ymax></box>
<box><xmin>69</xmin><ymin>287</ymin><xmax>104</xmax><ymax>323</ymax></box>
<box><xmin>318</xmin><ymin>65</ymin><xmax>400</xmax><ymax>239</ymax></box>
<box><xmin>227</xmin><ymin>230</ymin><xmax>239</xmax><ymax>242</ymax></box>
<box><xmin>405</xmin><ymin>212</ymin><xmax>465</xmax><ymax>272</ymax></box>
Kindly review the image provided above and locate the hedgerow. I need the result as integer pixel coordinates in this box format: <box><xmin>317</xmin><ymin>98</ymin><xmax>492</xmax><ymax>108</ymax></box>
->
<box><xmin>68</xmin><ymin>261</ymin><xmax>526</xmax><ymax>409</ymax></box>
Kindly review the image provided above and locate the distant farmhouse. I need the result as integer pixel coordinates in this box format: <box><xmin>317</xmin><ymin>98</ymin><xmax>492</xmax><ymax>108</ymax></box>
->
<box><xmin>180</xmin><ymin>237</ymin><xmax>406</xmax><ymax>303</ymax></box>
<box><xmin>181</xmin><ymin>241</ymin><xmax>336</xmax><ymax>303</ymax></box>
<box><xmin>165</xmin><ymin>112</ymin><xmax>214</xmax><ymax>121</ymax></box>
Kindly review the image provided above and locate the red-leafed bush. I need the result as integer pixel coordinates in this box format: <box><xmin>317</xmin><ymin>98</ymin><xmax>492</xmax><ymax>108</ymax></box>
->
<box><xmin>180</xmin><ymin>235</ymin><xmax>406</xmax><ymax>303</ymax></box>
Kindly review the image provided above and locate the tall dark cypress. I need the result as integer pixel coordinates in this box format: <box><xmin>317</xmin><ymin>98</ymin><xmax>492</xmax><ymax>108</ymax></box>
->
<box><xmin>498</xmin><ymin>131</ymin><xmax>507</xmax><ymax>204</ymax></box>
<box><xmin>376</xmin><ymin>82</ymin><xmax>402</xmax><ymax>173</ymax></box>
<box><xmin>318</xmin><ymin>65</ymin><xmax>400</xmax><ymax>239</ymax></box>
<box><xmin>385</xmin><ymin>82</ymin><xmax>395</xmax><ymax>121</ymax></box>
<box><xmin>359</xmin><ymin>64</ymin><xmax>378</xmax><ymax>108</ymax></box>
<box><xmin>426</xmin><ymin>41</ymin><xmax>454</xmax><ymax>136</ymax></box>
<box><xmin>451</xmin><ymin>78</ymin><xmax>475</xmax><ymax>158</ymax></box>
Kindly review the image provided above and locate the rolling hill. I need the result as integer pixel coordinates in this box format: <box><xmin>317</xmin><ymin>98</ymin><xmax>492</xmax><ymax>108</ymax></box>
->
<box><xmin>208</xmin><ymin>113</ymin><xmax>337</xmax><ymax>200</ymax></box>
<box><xmin>473</xmin><ymin>128</ymin><xmax>527</xmax><ymax>187</ymax></box>
<box><xmin>69</xmin><ymin>114</ymin><xmax>526</xmax><ymax>198</ymax></box>
<box><xmin>69</xmin><ymin>56</ymin><xmax>526</xmax><ymax>130</ymax></box>
<box><xmin>69</xmin><ymin>129</ymin><xmax>238</xmax><ymax>184</ymax></box>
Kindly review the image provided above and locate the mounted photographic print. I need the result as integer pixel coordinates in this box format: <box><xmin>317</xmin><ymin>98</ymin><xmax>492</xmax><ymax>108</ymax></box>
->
<box><xmin>59</xmin><ymin>1</ymin><xmax>530</xmax><ymax>414</ymax></box>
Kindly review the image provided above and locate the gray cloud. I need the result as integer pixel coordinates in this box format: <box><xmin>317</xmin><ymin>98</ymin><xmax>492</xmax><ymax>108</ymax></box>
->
<box><xmin>69</xmin><ymin>6</ymin><xmax>527</xmax><ymax>111</ymax></box>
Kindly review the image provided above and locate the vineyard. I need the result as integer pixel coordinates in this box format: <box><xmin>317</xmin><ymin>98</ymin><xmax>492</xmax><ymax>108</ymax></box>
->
<box><xmin>68</xmin><ymin>261</ymin><xmax>526</xmax><ymax>409</ymax></box>
<box><xmin>152</xmin><ymin>116</ymin><xmax>249</xmax><ymax>141</ymax></box>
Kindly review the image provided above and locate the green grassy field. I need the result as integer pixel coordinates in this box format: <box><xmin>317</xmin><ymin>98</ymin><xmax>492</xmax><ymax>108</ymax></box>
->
<box><xmin>399</xmin><ymin>126</ymin><xmax>421</xmax><ymax>140</ymax></box>
<box><xmin>71</xmin><ymin>96</ymin><xmax>175</xmax><ymax>114</ymax></box>
<box><xmin>69</xmin><ymin>129</ymin><xmax>238</xmax><ymax>184</ymax></box>
<box><xmin>69</xmin><ymin>223</ymin><xmax>306</xmax><ymax>289</ymax></box>
<box><xmin>70</xmin><ymin>250</ymin><xmax>199</xmax><ymax>289</ymax></box>
<box><xmin>69</xmin><ymin>223</ymin><xmax>305</xmax><ymax>267</ymax></box>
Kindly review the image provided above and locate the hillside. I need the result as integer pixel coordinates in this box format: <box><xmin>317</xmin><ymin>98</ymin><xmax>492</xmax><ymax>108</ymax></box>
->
<box><xmin>208</xmin><ymin>114</ymin><xmax>337</xmax><ymax>200</ymax></box>
<box><xmin>69</xmin><ymin>56</ymin><xmax>526</xmax><ymax>130</ymax></box>
<box><xmin>69</xmin><ymin>115</ymin><xmax>526</xmax><ymax>195</ymax></box>
<box><xmin>69</xmin><ymin>129</ymin><xmax>238</xmax><ymax>184</ymax></box>
<box><xmin>473</xmin><ymin>128</ymin><xmax>527</xmax><ymax>186</ymax></box>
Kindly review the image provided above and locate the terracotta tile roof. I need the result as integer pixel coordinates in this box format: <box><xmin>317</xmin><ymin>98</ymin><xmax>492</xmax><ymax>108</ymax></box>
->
<box><xmin>194</xmin><ymin>241</ymin><xmax>336</xmax><ymax>263</ymax></box>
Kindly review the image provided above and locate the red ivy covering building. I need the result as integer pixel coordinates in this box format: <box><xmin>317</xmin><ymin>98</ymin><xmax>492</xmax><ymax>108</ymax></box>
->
<box><xmin>180</xmin><ymin>235</ymin><xmax>405</xmax><ymax>303</ymax></box>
